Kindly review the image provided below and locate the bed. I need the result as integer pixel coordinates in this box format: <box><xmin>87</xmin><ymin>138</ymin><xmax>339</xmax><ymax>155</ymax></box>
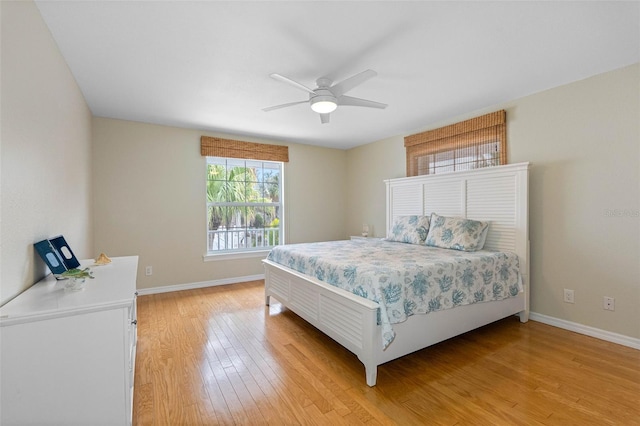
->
<box><xmin>263</xmin><ymin>162</ymin><xmax>530</xmax><ymax>386</ymax></box>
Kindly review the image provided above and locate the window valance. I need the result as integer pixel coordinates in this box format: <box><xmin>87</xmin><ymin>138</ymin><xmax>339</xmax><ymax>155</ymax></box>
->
<box><xmin>200</xmin><ymin>136</ymin><xmax>289</xmax><ymax>162</ymax></box>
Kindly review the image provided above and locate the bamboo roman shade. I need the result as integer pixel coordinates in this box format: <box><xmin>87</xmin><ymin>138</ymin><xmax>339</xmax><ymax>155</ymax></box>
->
<box><xmin>404</xmin><ymin>110</ymin><xmax>506</xmax><ymax>176</ymax></box>
<box><xmin>201</xmin><ymin>136</ymin><xmax>289</xmax><ymax>162</ymax></box>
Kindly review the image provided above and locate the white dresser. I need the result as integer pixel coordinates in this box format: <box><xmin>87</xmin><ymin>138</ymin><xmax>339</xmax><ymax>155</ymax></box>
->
<box><xmin>0</xmin><ymin>256</ymin><xmax>138</xmax><ymax>425</ymax></box>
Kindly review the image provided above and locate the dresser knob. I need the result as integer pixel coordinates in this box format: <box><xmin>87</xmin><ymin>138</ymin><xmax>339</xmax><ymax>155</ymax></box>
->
<box><xmin>131</xmin><ymin>320</ymin><xmax>137</xmax><ymax>325</ymax></box>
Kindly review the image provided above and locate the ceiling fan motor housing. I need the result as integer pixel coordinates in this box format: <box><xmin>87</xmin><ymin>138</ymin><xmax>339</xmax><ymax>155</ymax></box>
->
<box><xmin>315</xmin><ymin>77</ymin><xmax>332</xmax><ymax>88</ymax></box>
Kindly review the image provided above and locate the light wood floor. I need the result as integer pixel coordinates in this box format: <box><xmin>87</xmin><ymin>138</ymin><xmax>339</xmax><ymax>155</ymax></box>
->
<box><xmin>133</xmin><ymin>281</ymin><xmax>640</xmax><ymax>425</ymax></box>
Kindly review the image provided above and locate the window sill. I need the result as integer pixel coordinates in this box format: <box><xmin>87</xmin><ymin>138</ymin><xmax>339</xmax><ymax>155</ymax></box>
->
<box><xmin>203</xmin><ymin>249</ymin><xmax>271</xmax><ymax>262</ymax></box>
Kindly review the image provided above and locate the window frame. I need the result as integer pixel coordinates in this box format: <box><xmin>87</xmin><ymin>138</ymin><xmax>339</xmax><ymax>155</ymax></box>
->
<box><xmin>204</xmin><ymin>156</ymin><xmax>284</xmax><ymax>260</ymax></box>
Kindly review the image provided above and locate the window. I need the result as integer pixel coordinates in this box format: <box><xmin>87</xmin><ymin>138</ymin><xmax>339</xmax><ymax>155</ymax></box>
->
<box><xmin>416</xmin><ymin>140</ymin><xmax>501</xmax><ymax>175</ymax></box>
<box><xmin>405</xmin><ymin>110</ymin><xmax>506</xmax><ymax>176</ymax></box>
<box><xmin>206</xmin><ymin>157</ymin><xmax>283</xmax><ymax>253</ymax></box>
<box><xmin>200</xmin><ymin>136</ymin><xmax>288</xmax><ymax>256</ymax></box>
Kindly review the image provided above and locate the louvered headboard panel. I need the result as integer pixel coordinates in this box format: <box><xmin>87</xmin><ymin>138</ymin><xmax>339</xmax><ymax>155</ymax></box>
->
<box><xmin>467</xmin><ymin>175</ymin><xmax>517</xmax><ymax>252</ymax></box>
<box><xmin>385</xmin><ymin>163</ymin><xmax>530</xmax><ymax>275</ymax></box>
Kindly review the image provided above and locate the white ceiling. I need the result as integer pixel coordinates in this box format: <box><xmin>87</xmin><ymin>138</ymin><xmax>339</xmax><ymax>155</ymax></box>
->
<box><xmin>35</xmin><ymin>1</ymin><xmax>639</xmax><ymax>150</ymax></box>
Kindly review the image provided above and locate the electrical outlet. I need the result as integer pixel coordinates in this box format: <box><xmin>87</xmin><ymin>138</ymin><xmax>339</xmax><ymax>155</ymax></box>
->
<box><xmin>145</xmin><ymin>266</ymin><xmax>152</xmax><ymax>276</ymax></box>
<box><xmin>603</xmin><ymin>296</ymin><xmax>615</xmax><ymax>311</ymax></box>
<box><xmin>563</xmin><ymin>289</ymin><xmax>574</xmax><ymax>304</ymax></box>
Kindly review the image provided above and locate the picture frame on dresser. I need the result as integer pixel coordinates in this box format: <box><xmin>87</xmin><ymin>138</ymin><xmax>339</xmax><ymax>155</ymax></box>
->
<box><xmin>33</xmin><ymin>234</ymin><xmax>81</xmax><ymax>277</ymax></box>
<box><xmin>34</xmin><ymin>239</ymin><xmax>68</xmax><ymax>275</ymax></box>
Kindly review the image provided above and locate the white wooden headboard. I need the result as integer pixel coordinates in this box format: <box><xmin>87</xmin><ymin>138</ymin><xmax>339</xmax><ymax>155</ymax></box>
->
<box><xmin>385</xmin><ymin>162</ymin><xmax>530</xmax><ymax>278</ymax></box>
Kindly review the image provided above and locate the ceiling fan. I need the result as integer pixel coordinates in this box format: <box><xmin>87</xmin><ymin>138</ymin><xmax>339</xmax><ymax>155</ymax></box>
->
<box><xmin>263</xmin><ymin>69</ymin><xmax>387</xmax><ymax>124</ymax></box>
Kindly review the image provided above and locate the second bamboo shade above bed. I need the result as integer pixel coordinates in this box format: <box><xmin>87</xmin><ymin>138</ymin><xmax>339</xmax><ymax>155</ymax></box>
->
<box><xmin>404</xmin><ymin>110</ymin><xmax>507</xmax><ymax>177</ymax></box>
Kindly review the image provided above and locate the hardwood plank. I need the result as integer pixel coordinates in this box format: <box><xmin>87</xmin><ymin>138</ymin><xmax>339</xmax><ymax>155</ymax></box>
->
<box><xmin>133</xmin><ymin>281</ymin><xmax>640</xmax><ymax>425</ymax></box>
<box><xmin>197</xmin><ymin>358</ymin><xmax>235</xmax><ymax>425</ymax></box>
<box><xmin>132</xmin><ymin>382</ymin><xmax>153</xmax><ymax>426</ymax></box>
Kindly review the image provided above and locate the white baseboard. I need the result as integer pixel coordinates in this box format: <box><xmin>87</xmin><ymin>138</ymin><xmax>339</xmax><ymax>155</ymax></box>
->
<box><xmin>530</xmin><ymin>312</ymin><xmax>640</xmax><ymax>350</ymax></box>
<box><xmin>136</xmin><ymin>274</ymin><xmax>265</xmax><ymax>296</ymax></box>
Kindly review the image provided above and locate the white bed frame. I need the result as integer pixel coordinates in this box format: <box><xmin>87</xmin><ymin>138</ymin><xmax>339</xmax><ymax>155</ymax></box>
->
<box><xmin>263</xmin><ymin>162</ymin><xmax>530</xmax><ymax>386</ymax></box>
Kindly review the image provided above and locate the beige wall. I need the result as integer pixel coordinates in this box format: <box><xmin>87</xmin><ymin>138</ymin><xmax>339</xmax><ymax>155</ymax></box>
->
<box><xmin>92</xmin><ymin>118</ymin><xmax>346</xmax><ymax>290</ymax></box>
<box><xmin>0</xmin><ymin>1</ymin><xmax>93</xmax><ymax>305</ymax></box>
<box><xmin>345</xmin><ymin>136</ymin><xmax>405</xmax><ymax>238</ymax></box>
<box><xmin>345</xmin><ymin>64</ymin><xmax>640</xmax><ymax>339</ymax></box>
<box><xmin>508</xmin><ymin>64</ymin><xmax>639</xmax><ymax>339</ymax></box>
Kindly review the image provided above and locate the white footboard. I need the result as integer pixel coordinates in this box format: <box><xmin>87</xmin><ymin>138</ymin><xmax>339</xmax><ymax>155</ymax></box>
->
<box><xmin>263</xmin><ymin>259</ymin><xmax>380</xmax><ymax>386</ymax></box>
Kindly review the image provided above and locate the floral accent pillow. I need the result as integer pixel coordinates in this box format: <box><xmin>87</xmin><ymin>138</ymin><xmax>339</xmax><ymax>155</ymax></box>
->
<box><xmin>385</xmin><ymin>215</ymin><xmax>430</xmax><ymax>244</ymax></box>
<box><xmin>425</xmin><ymin>213</ymin><xmax>489</xmax><ymax>251</ymax></box>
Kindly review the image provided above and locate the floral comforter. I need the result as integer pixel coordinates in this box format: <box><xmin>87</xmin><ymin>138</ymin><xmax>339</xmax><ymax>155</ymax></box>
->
<box><xmin>267</xmin><ymin>239</ymin><xmax>522</xmax><ymax>349</ymax></box>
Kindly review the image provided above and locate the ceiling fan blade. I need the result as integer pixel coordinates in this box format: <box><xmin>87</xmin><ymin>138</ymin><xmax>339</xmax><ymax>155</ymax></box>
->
<box><xmin>330</xmin><ymin>69</ymin><xmax>377</xmax><ymax>97</ymax></box>
<box><xmin>338</xmin><ymin>95</ymin><xmax>387</xmax><ymax>109</ymax></box>
<box><xmin>320</xmin><ymin>113</ymin><xmax>330</xmax><ymax>124</ymax></box>
<box><xmin>262</xmin><ymin>100</ymin><xmax>308</xmax><ymax>112</ymax></box>
<box><xmin>270</xmin><ymin>73</ymin><xmax>316</xmax><ymax>95</ymax></box>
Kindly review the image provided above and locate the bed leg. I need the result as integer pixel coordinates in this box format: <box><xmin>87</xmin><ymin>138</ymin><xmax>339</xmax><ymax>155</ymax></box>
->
<box><xmin>265</xmin><ymin>294</ymin><xmax>270</xmax><ymax>306</ymax></box>
<box><xmin>365</xmin><ymin>365</ymin><xmax>377</xmax><ymax>387</ymax></box>
<box><xmin>519</xmin><ymin>309</ymin><xmax>529</xmax><ymax>323</ymax></box>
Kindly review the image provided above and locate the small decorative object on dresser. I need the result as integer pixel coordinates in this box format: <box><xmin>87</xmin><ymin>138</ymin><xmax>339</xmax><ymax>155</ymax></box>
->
<box><xmin>94</xmin><ymin>252</ymin><xmax>112</xmax><ymax>265</ymax></box>
<box><xmin>59</xmin><ymin>267</ymin><xmax>95</xmax><ymax>292</ymax></box>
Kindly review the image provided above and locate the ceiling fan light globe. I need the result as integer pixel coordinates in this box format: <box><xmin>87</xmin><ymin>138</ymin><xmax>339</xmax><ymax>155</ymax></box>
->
<box><xmin>311</xmin><ymin>101</ymin><xmax>337</xmax><ymax>113</ymax></box>
<box><xmin>310</xmin><ymin>96</ymin><xmax>338</xmax><ymax>114</ymax></box>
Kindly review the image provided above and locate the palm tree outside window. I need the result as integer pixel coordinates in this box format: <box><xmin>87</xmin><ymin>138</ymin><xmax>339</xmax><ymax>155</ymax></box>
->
<box><xmin>206</xmin><ymin>157</ymin><xmax>282</xmax><ymax>253</ymax></box>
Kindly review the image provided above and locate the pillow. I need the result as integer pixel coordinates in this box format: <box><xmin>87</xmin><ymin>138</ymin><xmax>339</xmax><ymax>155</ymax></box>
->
<box><xmin>385</xmin><ymin>215</ymin><xmax>430</xmax><ymax>244</ymax></box>
<box><xmin>425</xmin><ymin>213</ymin><xmax>489</xmax><ymax>251</ymax></box>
